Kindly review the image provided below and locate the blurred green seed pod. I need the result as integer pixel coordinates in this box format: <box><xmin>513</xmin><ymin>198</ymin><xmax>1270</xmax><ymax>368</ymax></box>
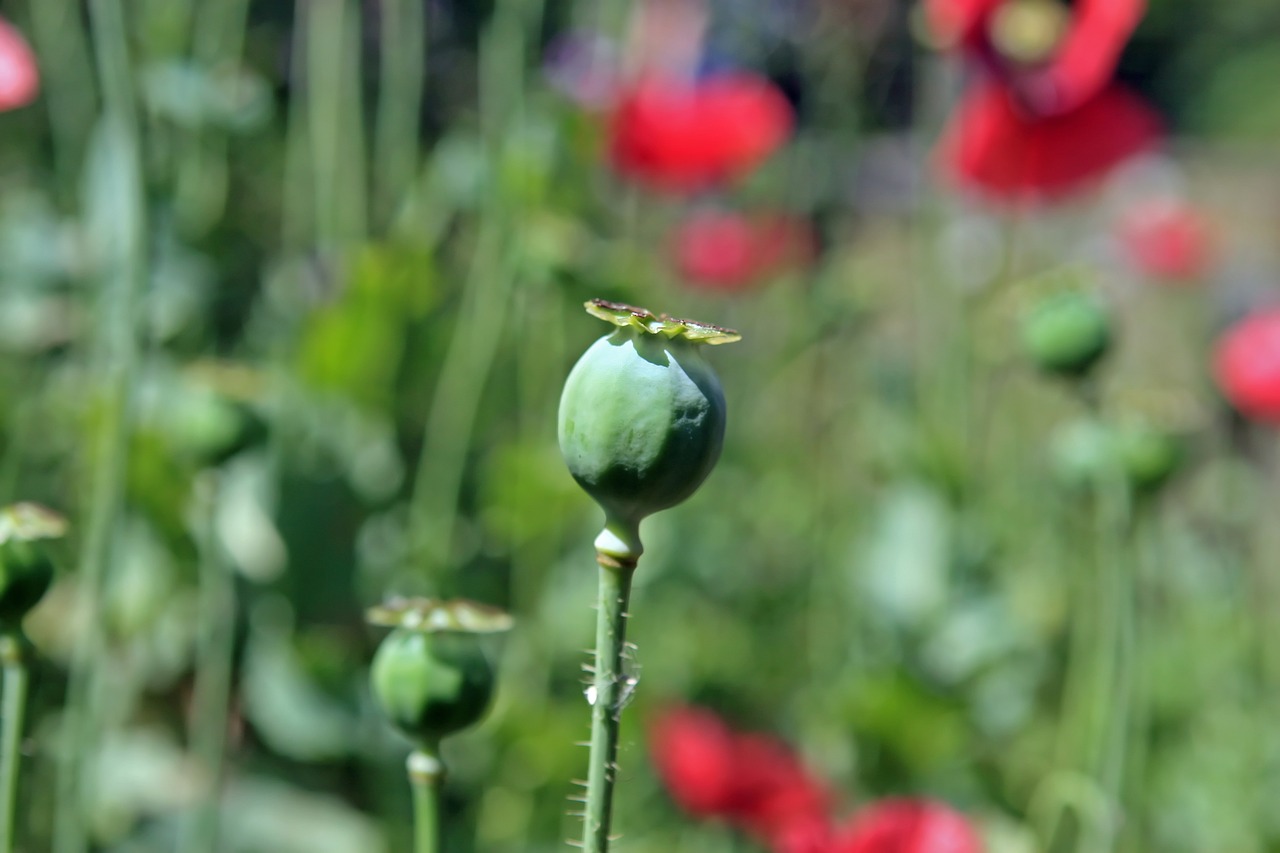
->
<box><xmin>1049</xmin><ymin>416</ymin><xmax>1185</xmax><ymax>495</ymax></box>
<box><xmin>0</xmin><ymin>503</ymin><xmax>67</xmax><ymax>630</ymax></box>
<box><xmin>1048</xmin><ymin>418</ymin><xmax>1118</xmax><ymax>491</ymax></box>
<box><xmin>371</xmin><ymin>629</ymin><xmax>493</xmax><ymax>743</ymax></box>
<box><xmin>558</xmin><ymin>300</ymin><xmax>740</xmax><ymax>560</ymax></box>
<box><xmin>367</xmin><ymin>598</ymin><xmax>512</xmax><ymax>746</ymax></box>
<box><xmin>1114</xmin><ymin>420</ymin><xmax>1184</xmax><ymax>493</ymax></box>
<box><xmin>1020</xmin><ymin>290</ymin><xmax>1111</xmax><ymax>378</ymax></box>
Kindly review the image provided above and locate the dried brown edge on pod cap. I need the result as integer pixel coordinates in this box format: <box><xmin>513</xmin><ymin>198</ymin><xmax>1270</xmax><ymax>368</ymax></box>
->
<box><xmin>585</xmin><ymin>299</ymin><xmax>741</xmax><ymax>345</ymax></box>
<box><xmin>0</xmin><ymin>503</ymin><xmax>68</xmax><ymax>545</ymax></box>
<box><xmin>366</xmin><ymin>596</ymin><xmax>514</xmax><ymax>633</ymax></box>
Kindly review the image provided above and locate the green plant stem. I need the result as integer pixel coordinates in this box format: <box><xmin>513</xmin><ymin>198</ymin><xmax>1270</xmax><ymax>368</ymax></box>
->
<box><xmin>308</xmin><ymin>0</ymin><xmax>366</xmax><ymax>248</ymax></box>
<box><xmin>407</xmin><ymin>221</ymin><xmax>514</xmax><ymax>582</ymax></box>
<box><xmin>407</xmin><ymin>0</ymin><xmax>539</xmax><ymax>587</ymax></box>
<box><xmin>0</xmin><ymin>634</ymin><xmax>27</xmax><ymax>853</ymax></box>
<box><xmin>178</xmin><ymin>477</ymin><xmax>237</xmax><ymax>853</ymax></box>
<box><xmin>408</xmin><ymin>748</ymin><xmax>443</xmax><ymax>853</ymax></box>
<box><xmin>175</xmin><ymin>0</ymin><xmax>252</xmax><ymax>234</ymax></box>
<box><xmin>374</xmin><ymin>0</ymin><xmax>426</xmax><ymax>230</ymax></box>
<box><xmin>281</xmin><ymin>0</ymin><xmax>312</xmax><ymax>252</ymax></box>
<box><xmin>27</xmin><ymin>0</ymin><xmax>98</xmax><ymax>199</ymax></box>
<box><xmin>55</xmin><ymin>3</ymin><xmax>148</xmax><ymax>853</ymax></box>
<box><xmin>581</xmin><ymin>555</ymin><xmax>636</xmax><ymax>853</ymax></box>
<box><xmin>1051</xmin><ymin>455</ymin><xmax>1134</xmax><ymax>852</ymax></box>
<box><xmin>1118</xmin><ymin>505</ymin><xmax>1157</xmax><ymax>853</ymax></box>
<box><xmin>1084</xmin><ymin>474</ymin><xmax>1133</xmax><ymax>852</ymax></box>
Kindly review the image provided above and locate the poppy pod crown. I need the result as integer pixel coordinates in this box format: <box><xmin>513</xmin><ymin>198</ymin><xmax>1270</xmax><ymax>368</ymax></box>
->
<box><xmin>558</xmin><ymin>300</ymin><xmax>738</xmax><ymax>560</ymax></box>
<box><xmin>367</xmin><ymin>598</ymin><xmax>512</xmax><ymax>747</ymax></box>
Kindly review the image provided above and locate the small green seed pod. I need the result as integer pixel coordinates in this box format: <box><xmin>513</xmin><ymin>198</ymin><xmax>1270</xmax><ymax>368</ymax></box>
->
<box><xmin>367</xmin><ymin>598</ymin><xmax>512</xmax><ymax>746</ymax></box>
<box><xmin>1049</xmin><ymin>418</ymin><xmax>1118</xmax><ymax>491</ymax></box>
<box><xmin>1020</xmin><ymin>290</ymin><xmax>1111</xmax><ymax>378</ymax></box>
<box><xmin>371</xmin><ymin>629</ymin><xmax>493</xmax><ymax>743</ymax></box>
<box><xmin>558</xmin><ymin>300</ymin><xmax>740</xmax><ymax>560</ymax></box>
<box><xmin>1115</xmin><ymin>421</ymin><xmax>1183</xmax><ymax>493</ymax></box>
<box><xmin>0</xmin><ymin>504</ymin><xmax>67</xmax><ymax>629</ymax></box>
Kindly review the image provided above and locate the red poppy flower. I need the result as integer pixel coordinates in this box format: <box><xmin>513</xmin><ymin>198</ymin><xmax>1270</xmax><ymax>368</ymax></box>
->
<box><xmin>925</xmin><ymin>0</ymin><xmax>1144</xmax><ymax>115</ymax></box>
<box><xmin>1214</xmin><ymin>308</ymin><xmax>1280</xmax><ymax>424</ymax></box>
<box><xmin>773</xmin><ymin>816</ymin><xmax>839</xmax><ymax>853</ymax></box>
<box><xmin>649</xmin><ymin>706</ymin><xmax>830</xmax><ymax>844</ymax></box>
<box><xmin>837</xmin><ymin>799</ymin><xmax>983</xmax><ymax>853</ymax></box>
<box><xmin>937</xmin><ymin>82</ymin><xmax>1160</xmax><ymax>203</ymax></box>
<box><xmin>1018</xmin><ymin>0</ymin><xmax>1147</xmax><ymax>116</ymax></box>
<box><xmin>608</xmin><ymin>74</ymin><xmax>793</xmax><ymax>192</ymax></box>
<box><xmin>928</xmin><ymin>0</ymin><xmax>1157</xmax><ymax>202</ymax></box>
<box><xmin>672</xmin><ymin>210</ymin><xmax>815</xmax><ymax>291</ymax></box>
<box><xmin>0</xmin><ymin>17</ymin><xmax>37</xmax><ymax>111</ymax></box>
<box><xmin>1117</xmin><ymin>199</ymin><xmax>1214</xmax><ymax>282</ymax></box>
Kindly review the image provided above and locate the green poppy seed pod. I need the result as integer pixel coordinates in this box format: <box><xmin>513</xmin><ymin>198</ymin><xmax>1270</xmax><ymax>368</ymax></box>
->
<box><xmin>1115</xmin><ymin>421</ymin><xmax>1183</xmax><ymax>493</ymax></box>
<box><xmin>1020</xmin><ymin>291</ymin><xmax>1111</xmax><ymax>378</ymax></box>
<box><xmin>1048</xmin><ymin>418</ymin><xmax>1118</xmax><ymax>491</ymax></box>
<box><xmin>367</xmin><ymin>597</ymin><xmax>512</xmax><ymax>746</ymax></box>
<box><xmin>371</xmin><ymin>628</ymin><xmax>495</xmax><ymax>744</ymax></box>
<box><xmin>0</xmin><ymin>503</ymin><xmax>67</xmax><ymax>629</ymax></box>
<box><xmin>558</xmin><ymin>300</ymin><xmax>740</xmax><ymax>561</ymax></box>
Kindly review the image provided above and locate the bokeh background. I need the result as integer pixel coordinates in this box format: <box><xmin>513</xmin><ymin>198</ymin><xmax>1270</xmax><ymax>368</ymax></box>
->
<box><xmin>4</xmin><ymin>0</ymin><xmax>1280</xmax><ymax>851</ymax></box>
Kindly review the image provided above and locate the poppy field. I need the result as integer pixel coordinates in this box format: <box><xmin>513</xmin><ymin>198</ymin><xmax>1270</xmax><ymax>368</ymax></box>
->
<box><xmin>0</xmin><ymin>1</ymin><xmax>1278</xmax><ymax>852</ymax></box>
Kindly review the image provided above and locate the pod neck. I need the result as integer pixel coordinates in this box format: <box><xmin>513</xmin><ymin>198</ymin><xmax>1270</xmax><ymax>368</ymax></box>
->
<box><xmin>594</xmin><ymin>515</ymin><xmax>643</xmax><ymax>565</ymax></box>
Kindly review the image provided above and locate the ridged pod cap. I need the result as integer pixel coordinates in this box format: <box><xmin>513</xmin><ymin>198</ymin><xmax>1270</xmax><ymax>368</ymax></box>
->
<box><xmin>0</xmin><ymin>504</ymin><xmax>67</xmax><ymax>629</ymax></box>
<box><xmin>368</xmin><ymin>598</ymin><xmax>511</xmax><ymax>745</ymax></box>
<box><xmin>558</xmin><ymin>300</ymin><xmax>740</xmax><ymax>560</ymax></box>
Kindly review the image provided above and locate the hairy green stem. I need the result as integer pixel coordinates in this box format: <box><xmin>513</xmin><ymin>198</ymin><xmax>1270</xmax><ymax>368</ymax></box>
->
<box><xmin>581</xmin><ymin>556</ymin><xmax>636</xmax><ymax>852</ymax></box>
<box><xmin>0</xmin><ymin>634</ymin><xmax>27</xmax><ymax>853</ymax></box>
<box><xmin>408</xmin><ymin>748</ymin><xmax>443</xmax><ymax>853</ymax></box>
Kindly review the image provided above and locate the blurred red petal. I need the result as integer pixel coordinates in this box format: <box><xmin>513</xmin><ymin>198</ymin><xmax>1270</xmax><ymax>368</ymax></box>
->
<box><xmin>0</xmin><ymin>18</ymin><xmax>37</xmax><ymax>111</ymax></box>
<box><xmin>753</xmin><ymin>215</ymin><xmax>818</xmax><ymax>273</ymax></box>
<box><xmin>673</xmin><ymin>211</ymin><xmax>759</xmax><ymax>290</ymax></box>
<box><xmin>773</xmin><ymin>816</ymin><xmax>839</xmax><ymax>853</ymax></box>
<box><xmin>649</xmin><ymin>706</ymin><xmax>831</xmax><ymax>843</ymax></box>
<box><xmin>924</xmin><ymin>0</ymin><xmax>1003</xmax><ymax>49</ymax></box>
<box><xmin>609</xmin><ymin>74</ymin><xmax>794</xmax><ymax>192</ymax></box>
<box><xmin>1214</xmin><ymin>309</ymin><xmax>1280</xmax><ymax>424</ymax></box>
<box><xmin>729</xmin><ymin>733</ymin><xmax>831</xmax><ymax>841</ymax></box>
<box><xmin>649</xmin><ymin>706</ymin><xmax>742</xmax><ymax>815</ymax></box>
<box><xmin>937</xmin><ymin>82</ymin><xmax>1161</xmax><ymax>203</ymax></box>
<box><xmin>1022</xmin><ymin>0</ymin><xmax>1146</xmax><ymax>115</ymax></box>
<box><xmin>1117</xmin><ymin>199</ymin><xmax>1214</xmax><ymax>281</ymax></box>
<box><xmin>672</xmin><ymin>211</ymin><xmax>815</xmax><ymax>292</ymax></box>
<box><xmin>838</xmin><ymin>800</ymin><xmax>983</xmax><ymax>853</ymax></box>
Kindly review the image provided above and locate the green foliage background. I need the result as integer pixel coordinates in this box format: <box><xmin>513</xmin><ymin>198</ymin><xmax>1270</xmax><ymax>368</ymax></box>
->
<box><xmin>0</xmin><ymin>1</ymin><xmax>1278</xmax><ymax>852</ymax></box>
